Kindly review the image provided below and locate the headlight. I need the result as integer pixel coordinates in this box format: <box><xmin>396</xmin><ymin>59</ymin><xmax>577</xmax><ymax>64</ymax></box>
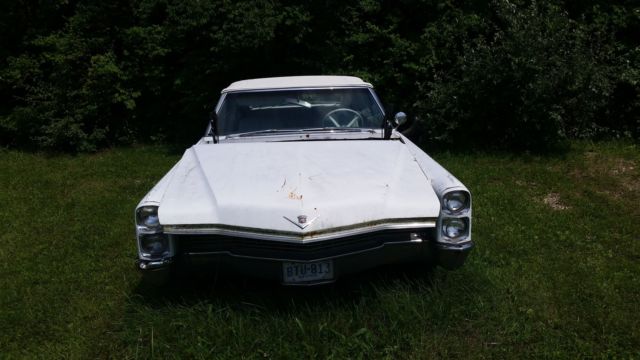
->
<box><xmin>139</xmin><ymin>233</ymin><xmax>170</xmax><ymax>258</ymax></box>
<box><xmin>136</xmin><ymin>206</ymin><xmax>160</xmax><ymax>229</ymax></box>
<box><xmin>443</xmin><ymin>191</ymin><xmax>469</xmax><ymax>214</ymax></box>
<box><xmin>442</xmin><ymin>218</ymin><xmax>468</xmax><ymax>239</ymax></box>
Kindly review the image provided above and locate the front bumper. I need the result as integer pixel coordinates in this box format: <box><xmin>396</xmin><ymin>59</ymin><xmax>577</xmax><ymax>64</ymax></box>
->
<box><xmin>435</xmin><ymin>241</ymin><xmax>474</xmax><ymax>270</ymax></box>
<box><xmin>137</xmin><ymin>229</ymin><xmax>473</xmax><ymax>285</ymax></box>
<box><xmin>137</xmin><ymin>258</ymin><xmax>173</xmax><ymax>271</ymax></box>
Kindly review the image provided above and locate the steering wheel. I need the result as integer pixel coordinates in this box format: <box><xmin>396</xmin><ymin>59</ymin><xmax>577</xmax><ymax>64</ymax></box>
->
<box><xmin>322</xmin><ymin>108</ymin><xmax>364</xmax><ymax>128</ymax></box>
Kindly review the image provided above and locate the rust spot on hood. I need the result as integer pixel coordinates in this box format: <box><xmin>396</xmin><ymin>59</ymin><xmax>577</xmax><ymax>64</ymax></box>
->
<box><xmin>288</xmin><ymin>191</ymin><xmax>303</xmax><ymax>200</ymax></box>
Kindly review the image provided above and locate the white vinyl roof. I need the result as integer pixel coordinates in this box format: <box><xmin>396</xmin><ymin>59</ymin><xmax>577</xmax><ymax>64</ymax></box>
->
<box><xmin>222</xmin><ymin>76</ymin><xmax>372</xmax><ymax>93</ymax></box>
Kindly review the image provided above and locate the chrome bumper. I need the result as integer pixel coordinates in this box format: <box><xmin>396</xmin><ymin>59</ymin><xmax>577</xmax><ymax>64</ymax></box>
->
<box><xmin>136</xmin><ymin>258</ymin><xmax>173</xmax><ymax>271</ymax></box>
<box><xmin>137</xmin><ymin>234</ymin><xmax>474</xmax><ymax>284</ymax></box>
<box><xmin>434</xmin><ymin>241</ymin><xmax>474</xmax><ymax>270</ymax></box>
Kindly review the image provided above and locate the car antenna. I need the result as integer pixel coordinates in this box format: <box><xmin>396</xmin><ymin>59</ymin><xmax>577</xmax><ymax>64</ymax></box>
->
<box><xmin>209</xmin><ymin>110</ymin><xmax>219</xmax><ymax>143</ymax></box>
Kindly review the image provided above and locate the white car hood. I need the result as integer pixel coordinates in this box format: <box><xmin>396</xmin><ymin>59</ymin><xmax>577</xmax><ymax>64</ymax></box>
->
<box><xmin>158</xmin><ymin>140</ymin><xmax>440</xmax><ymax>236</ymax></box>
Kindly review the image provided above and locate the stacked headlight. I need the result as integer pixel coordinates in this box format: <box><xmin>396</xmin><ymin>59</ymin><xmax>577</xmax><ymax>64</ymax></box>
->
<box><xmin>442</xmin><ymin>191</ymin><xmax>469</xmax><ymax>214</ymax></box>
<box><xmin>136</xmin><ymin>206</ymin><xmax>161</xmax><ymax>230</ymax></box>
<box><xmin>135</xmin><ymin>205</ymin><xmax>172</xmax><ymax>260</ymax></box>
<box><xmin>439</xmin><ymin>190</ymin><xmax>471</xmax><ymax>243</ymax></box>
<box><xmin>442</xmin><ymin>218</ymin><xmax>468</xmax><ymax>239</ymax></box>
<box><xmin>139</xmin><ymin>233</ymin><xmax>170</xmax><ymax>258</ymax></box>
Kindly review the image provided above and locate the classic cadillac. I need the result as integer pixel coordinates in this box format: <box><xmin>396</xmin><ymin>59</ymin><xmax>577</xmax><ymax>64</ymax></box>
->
<box><xmin>135</xmin><ymin>76</ymin><xmax>473</xmax><ymax>285</ymax></box>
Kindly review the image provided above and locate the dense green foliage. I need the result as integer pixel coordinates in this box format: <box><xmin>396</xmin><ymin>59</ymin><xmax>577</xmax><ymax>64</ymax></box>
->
<box><xmin>1</xmin><ymin>0</ymin><xmax>638</xmax><ymax>151</ymax></box>
<box><xmin>0</xmin><ymin>142</ymin><xmax>638</xmax><ymax>357</ymax></box>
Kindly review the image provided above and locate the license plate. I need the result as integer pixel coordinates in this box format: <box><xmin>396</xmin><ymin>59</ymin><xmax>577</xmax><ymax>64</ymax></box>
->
<box><xmin>282</xmin><ymin>260</ymin><xmax>334</xmax><ymax>284</ymax></box>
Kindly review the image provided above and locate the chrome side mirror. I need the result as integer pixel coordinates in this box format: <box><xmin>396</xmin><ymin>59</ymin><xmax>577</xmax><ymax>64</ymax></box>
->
<box><xmin>394</xmin><ymin>112</ymin><xmax>407</xmax><ymax>127</ymax></box>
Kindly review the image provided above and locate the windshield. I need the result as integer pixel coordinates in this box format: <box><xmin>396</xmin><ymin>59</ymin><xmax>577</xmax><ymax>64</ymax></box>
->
<box><xmin>217</xmin><ymin>88</ymin><xmax>385</xmax><ymax>136</ymax></box>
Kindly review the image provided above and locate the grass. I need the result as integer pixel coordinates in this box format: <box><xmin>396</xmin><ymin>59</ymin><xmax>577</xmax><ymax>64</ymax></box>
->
<box><xmin>0</xmin><ymin>141</ymin><xmax>638</xmax><ymax>358</ymax></box>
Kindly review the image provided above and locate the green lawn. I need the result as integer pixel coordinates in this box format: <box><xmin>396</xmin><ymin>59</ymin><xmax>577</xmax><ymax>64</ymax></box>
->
<box><xmin>0</xmin><ymin>142</ymin><xmax>638</xmax><ymax>358</ymax></box>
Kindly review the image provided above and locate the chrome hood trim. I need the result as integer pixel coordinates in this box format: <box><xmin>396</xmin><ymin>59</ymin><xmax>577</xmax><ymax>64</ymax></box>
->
<box><xmin>164</xmin><ymin>218</ymin><xmax>436</xmax><ymax>243</ymax></box>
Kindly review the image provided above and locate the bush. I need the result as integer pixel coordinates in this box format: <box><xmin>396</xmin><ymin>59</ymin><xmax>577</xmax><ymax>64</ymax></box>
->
<box><xmin>0</xmin><ymin>0</ymin><xmax>637</xmax><ymax>152</ymax></box>
<box><xmin>411</xmin><ymin>1</ymin><xmax>638</xmax><ymax>151</ymax></box>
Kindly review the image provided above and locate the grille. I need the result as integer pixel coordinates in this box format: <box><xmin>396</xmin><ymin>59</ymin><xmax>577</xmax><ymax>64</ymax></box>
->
<box><xmin>175</xmin><ymin>229</ymin><xmax>434</xmax><ymax>261</ymax></box>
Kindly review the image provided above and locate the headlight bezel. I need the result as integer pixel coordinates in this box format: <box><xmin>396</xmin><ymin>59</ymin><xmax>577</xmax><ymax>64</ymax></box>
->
<box><xmin>135</xmin><ymin>204</ymin><xmax>173</xmax><ymax>260</ymax></box>
<box><xmin>438</xmin><ymin>189</ymin><xmax>472</xmax><ymax>244</ymax></box>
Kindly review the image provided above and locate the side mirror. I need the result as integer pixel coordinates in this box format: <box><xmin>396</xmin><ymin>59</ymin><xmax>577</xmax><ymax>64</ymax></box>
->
<box><xmin>383</xmin><ymin>111</ymin><xmax>409</xmax><ymax>140</ymax></box>
<box><xmin>394</xmin><ymin>112</ymin><xmax>407</xmax><ymax>127</ymax></box>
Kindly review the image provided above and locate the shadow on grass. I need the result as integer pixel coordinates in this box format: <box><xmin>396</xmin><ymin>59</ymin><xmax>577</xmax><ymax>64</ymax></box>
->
<box><xmin>113</xmin><ymin>260</ymin><xmax>493</xmax><ymax>357</ymax></box>
<box><xmin>129</xmin><ymin>262</ymin><xmax>443</xmax><ymax>312</ymax></box>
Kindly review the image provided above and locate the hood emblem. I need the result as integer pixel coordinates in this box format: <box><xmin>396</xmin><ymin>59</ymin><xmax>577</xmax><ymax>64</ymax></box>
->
<box><xmin>283</xmin><ymin>215</ymin><xmax>317</xmax><ymax>230</ymax></box>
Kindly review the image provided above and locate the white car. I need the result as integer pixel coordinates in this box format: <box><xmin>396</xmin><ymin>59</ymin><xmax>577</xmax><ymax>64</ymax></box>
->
<box><xmin>135</xmin><ymin>76</ymin><xmax>473</xmax><ymax>285</ymax></box>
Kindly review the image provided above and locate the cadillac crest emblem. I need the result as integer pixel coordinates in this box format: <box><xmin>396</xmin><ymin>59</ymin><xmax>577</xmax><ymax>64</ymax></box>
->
<box><xmin>283</xmin><ymin>214</ymin><xmax>317</xmax><ymax>229</ymax></box>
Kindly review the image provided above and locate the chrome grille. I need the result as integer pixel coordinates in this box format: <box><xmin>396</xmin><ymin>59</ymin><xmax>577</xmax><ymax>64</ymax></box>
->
<box><xmin>175</xmin><ymin>229</ymin><xmax>434</xmax><ymax>261</ymax></box>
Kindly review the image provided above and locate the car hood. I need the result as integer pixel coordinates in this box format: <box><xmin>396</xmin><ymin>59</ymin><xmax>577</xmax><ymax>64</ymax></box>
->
<box><xmin>158</xmin><ymin>140</ymin><xmax>440</xmax><ymax>237</ymax></box>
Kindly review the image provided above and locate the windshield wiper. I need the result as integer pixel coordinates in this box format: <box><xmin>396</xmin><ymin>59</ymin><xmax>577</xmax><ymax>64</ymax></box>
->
<box><xmin>285</xmin><ymin>98</ymin><xmax>311</xmax><ymax>108</ymax></box>
<box><xmin>249</xmin><ymin>101</ymin><xmax>339</xmax><ymax>110</ymax></box>
<box><xmin>226</xmin><ymin>129</ymin><xmax>303</xmax><ymax>138</ymax></box>
<box><xmin>300</xmin><ymin>127</ymin><xmax>373</xmax><ymax>133</ymax></box>
<box><xmin>226</xmin><ymin>127</ymin><xmax>376</xmax><ymax>138</ymax></box>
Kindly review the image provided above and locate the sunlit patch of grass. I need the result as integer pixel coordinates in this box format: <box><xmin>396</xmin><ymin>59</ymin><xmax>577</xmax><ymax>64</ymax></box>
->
<box><xmin>0</xmin><ymin>141</ymin><xmax>638</xmax><ymax>358</ymax></box>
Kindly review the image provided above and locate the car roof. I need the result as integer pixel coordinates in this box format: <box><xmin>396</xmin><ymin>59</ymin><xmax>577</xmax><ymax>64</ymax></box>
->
<box><xmin>221</xmin><ymin>76</ymin><xmax>373</xmax><ymax>93</ymax></box>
